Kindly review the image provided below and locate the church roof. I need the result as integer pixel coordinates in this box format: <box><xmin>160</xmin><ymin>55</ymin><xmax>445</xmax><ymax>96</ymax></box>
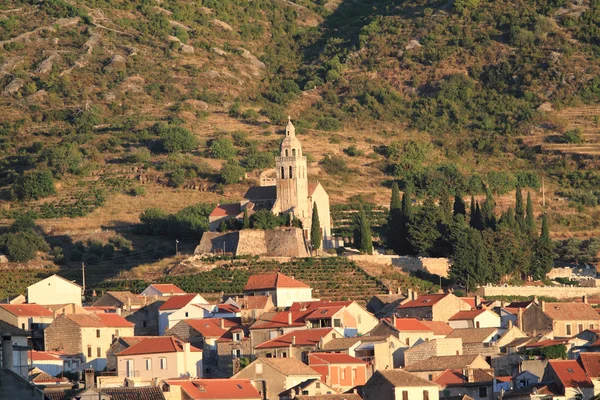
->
<box><xmin>244</xmin><ymin>186</ymin><xmax>277</xmax><ymax>201</ymax></box>
<box><xmin>210</xmin><ymin>203</ymin><xmax>242</xmax><ymax>218</ymax></box>
<box><xmin>308</xmin><ymin>182</ymin><xmax>320</xmax><ymax>196</ymax></box>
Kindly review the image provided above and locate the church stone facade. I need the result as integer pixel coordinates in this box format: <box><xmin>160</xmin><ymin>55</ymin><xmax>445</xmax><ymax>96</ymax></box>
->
<box><xmin>208</xmin><ymin>118</ymin><xmax>332</xmax><ymax>250</ymax></box>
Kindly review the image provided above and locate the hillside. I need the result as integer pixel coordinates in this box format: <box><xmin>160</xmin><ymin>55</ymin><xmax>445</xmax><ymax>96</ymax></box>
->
<box><xmin>2</xmin><ymin>0</ymin><xmax>600</xmax><ymax>290</ymax></box>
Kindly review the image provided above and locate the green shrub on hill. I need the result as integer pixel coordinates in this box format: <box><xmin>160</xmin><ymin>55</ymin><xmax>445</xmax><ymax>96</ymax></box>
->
<box><xmin>11</xmin><ymin>170</ymin><xmax>56</xmax><ymax>201</ymax></box>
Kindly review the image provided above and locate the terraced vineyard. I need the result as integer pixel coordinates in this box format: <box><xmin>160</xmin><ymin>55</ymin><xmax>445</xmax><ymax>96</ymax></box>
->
<box><xmin>92</xmin><ymin>258</ymin><xmax>390</xmax><ymax>304</ymax></box>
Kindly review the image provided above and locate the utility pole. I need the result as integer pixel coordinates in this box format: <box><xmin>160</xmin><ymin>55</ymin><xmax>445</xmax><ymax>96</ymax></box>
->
<box><xmin>542</xmin><ymin>177</ymin><xmax>546</xmax><ymax>207</ymax></box>
<box><xmin>175</xmin><ymin>239</ymin><xmax>179</xmax><ymax>255</ymax></box>
<box><xmin>82</xmin><ymin>262</ymin><xmax>86</xmax><ymax>295</ymax></box>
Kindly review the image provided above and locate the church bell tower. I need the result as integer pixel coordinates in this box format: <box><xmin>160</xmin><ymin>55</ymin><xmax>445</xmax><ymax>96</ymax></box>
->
<box><xmin>275</xmin><ymin>117</ymin><xmax>309</xmax><ymax>223</ymax></box>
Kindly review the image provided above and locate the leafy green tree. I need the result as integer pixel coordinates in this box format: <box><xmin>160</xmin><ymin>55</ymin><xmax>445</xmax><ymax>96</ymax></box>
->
<box><xmin>311</xmin><ymin>202</ymin><xmax>322</xmax><ymax>252</ymax></box>
<box><xmin>450</xmin><ymin>226</ymin><xmax>488</xmax><ymax>286</ymax></box>
<box><xmin>160</xmin><ymin>126</ymin><xmax>198</xmax><ymax>153</ymax></box>
<box><xmin>453</xmin><ymin>194</ymin><xmax>466</xmax><ymax>216</ymax></box>
<box><xmin>525</xmin><ymin>192</ymin><xmax>536</xmax><ymax>235</ymax></box>
<box><xmin>209</xmin><ymin>138</ymin><xmax>236</xmax><ymax>160</ymax></box>
<box><xmin>251</xmin><ymin>210</ymin><xmax>280</xmax><ymax>230</ymax></box>
<box><xmin>408</xmin><ymin>198</ymin><xmax>443</xmax><ymax>255</ymax></box>
<box><xmin>353</xmin><ymin>208</ymin><xmax>373</xmax><ymax>254</ymax></box>
<box><xmin>10</xmin><ymin>214</ymin><xmax>35</xmax><ymax>233</ymax></box>
<box><xmin>387</xmin><ymin>182</ymin><xmax>402</xmax><ymax>253</ymax></box>
<box><xmin>220</xmin><ymin>161</ymin><xmax>245</xmax><ymax>185</ymax></box>
<box><xmin>242</xmin><ymin>208</ymin><xmax>250</xmax><ymax>229</ymax></box>
<box><xmin>11</xmin><ymin>170</ymin><xmax>56</xmax><ymax>200</ymax></box>
<box><xmin>41</xmin><ymin>143</ymin><xmax>84</xmax><ymax>177</ymax></box>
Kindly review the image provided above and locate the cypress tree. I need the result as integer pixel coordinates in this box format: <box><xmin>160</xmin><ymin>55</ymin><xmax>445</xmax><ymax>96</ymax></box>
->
<box><xmin>354</xmin><ymin>208</ymin><xmax>373</xmax><ymax>254</ymax></box>
<box><xmin>525</xmin><ymin>192</ymin><xmax>535</xmax><ymax>235</ymax></box>
<box><xmin>515</xmin><ymin>187</ymin><xmax>524</xmax><ymax>229</ymax></box>
<box><xmin>398</xmin><ymin>187</ymin><xmax>414</xmax><ymax>255</ymax></box>
<box><xmin>473</xmin><ymin>202</ymin><xmax>484</xmax><ymax>230</ymax></box>
<box><xmin>481</xmin><ymin>189</ymin><xmax>496</xmax><ymax>230</ymax></box>
<box><xmin>242</xmin><ymin>208</ymin><xmax>250</xmax><ymax>229</ymax></box>
<box><xmin>387</xmin><ymin>183</ymin><xmax>402</xmax><ymax>253</ymax></box>
<box><xmin>506</xmin><ymin>207</ymin><xmax>516</xmax><ymax>230</ymax></box>
<box><xmin>453</xmin><ymin>194</ymin><xmax>466</xmax><ymax>216</ymax></box>
<box><xmin>531</xmin><ymin>213</ymin><xmax>554</xmax><ymax>280</ymax></box>
<box><xmin>469</xmin><ymin>195</ymin><xmax>476</xmax><ymax>227</ymax></box>
<box><xmin>311</xmin><ymin>202</ymin><xmax>322</xmax><ymax>253</ymax></box>
<box><xmin>408</xmin><ymin>198</ymin><xmax>443</xmax><ymax>255</ymax></box>
<box><xmin>541</xmin><ymin>214</ymin><xmax>550</xmax><ymax>241</ymax></box>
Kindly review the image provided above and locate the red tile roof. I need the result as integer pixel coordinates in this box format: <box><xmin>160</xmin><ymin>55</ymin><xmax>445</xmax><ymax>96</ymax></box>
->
<box><xmin>210</xmin><ymin>203</ymin><xmax>242</xmax><ymax>218</ymax></box>
<box><xmin>289</xmin><ymin>300</ymin><xmax>353</xmax><ymax>312</ymax></box>
<box><xmin>398</xmin><ymin>294</ymin><xmax>448</xmax><ymax>308</ymax></box>
<box><xmin>255</xmin><ymin>328</ymin><xmax>334</xmax><ymax>349</ymax></box>
<box><xmin>148</xmin><ymin>284</ymin><xmax>185</xmax><ymax>294</ymax></box>
<box><xmin>449</xmin><ymin>310</ymin><xmax>486</xmax><ymax>321</ymax></box>
<box><xmin>420</xmin><ymin>321</ymin><xmax>454</xmax><ymax>335</ymax></box>
<box><xmin>525</xmin><ymin>339</ymin><xmax>569</xmax><ymax>348</ymax></box>
<box><xmin>541</xmin><ymin>302</ymin><xmax>600</xmax><ymax>321</ymax></box>
<box><xmin>549</xmin><ymin>360</ymin><xmax>593</xmax><ymax>388</ymax></box>
<box><xmin>239</xmin><ymin>296</ymin><xmax>273</xmax><ymax>310</ymax></box>
<box><xmin>496</xmin><ymin>376</ymin><xmax>513</xmax><ymax>383</ymax></box>
<box><xmin>65</xmin><ymin>313</ymin><xmax>133</xmax><ymax>328</ymax></box>
<box><xmin>309</xmin><ymin>352</ymin><xmax>367</xmax><ymax>365</ymax></box>
<box><xmin>250</xmin><ymin>310</ymin><xmax>311</xmax><ymax>330</ymax></box>
<box><xmin>217</xmin><ymin>303</ymin><xmax>240</xmax><ymax>313</ymax></box>
<box><xmin>305</xmin><ymin>306</ymin><xmax>344</xmax><ymax>320</ymax></box>
<box><xmin>168</xmin><ymin>379</ymin><xmax>261</xmax><ymax>399</ymax></box>
<box><xmin>29</xmin><ymin>351</ymin><xmax>62</xmax><ymax>361</ymax></box>
<box><xmin>184</xmin><ymin>318</ymin><xmax>239</xmax><ymax>338</ymax></box>
<box><xmin>159</xmin><ymin>294</ymin><xmax>201</xmax><ymax>311</ymax></box>
<box><xmin>579</xmin><ymin>353</ymin><xmax>600</xmax><ymax>378</ymax></box>
<box><xmin>392</xmin><ymin>318</ymin><xmax>433</xmax><ymax>331</ymax></box>
<box><xmin>244</xmin><ymin>272</ymin><xmax>310</xmax><ymax>291</ymax></box>
<box><xmin>117</xmin><ymin>336</ymin><xmax>201</xmax><ymax>356</ymax></box>
<box><xmin>459</xmin><ymin>297</ymin><xmax>480</xmax><ymax>309</ymax></box>
<box><xmin>0</xmin><ymin>304</ymin><xmax>53</xmax><ymax>317</ymax></box>
<box><xmin>433</xmin><ymin>369</ymin><xmax>494</xmax><ymax>386</ymax></box>
<box><xmin>308</xmin><ymin>182</ymin><xmax>319</xmax><ymax>196</ymax></box>
<box><xmin>83</xmin><ymin>306</ymin><xmax>118</xmax><ymax>314</ymax></box>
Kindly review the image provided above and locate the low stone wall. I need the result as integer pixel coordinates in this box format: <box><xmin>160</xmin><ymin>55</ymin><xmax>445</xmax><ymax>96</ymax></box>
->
<box><xmin>479</xmin><ymin>285</ymin><xmax>600</xmax><ymax>299</ymax></box>
<box><xmin>345</xmin><ymin>255</ymin><xmax>450</xmax><ymax>277</ymax></box>
<box><xmin>195</xmin><ymin>228</ymin><xmax>308</xmax><ymax>257</ymax></box>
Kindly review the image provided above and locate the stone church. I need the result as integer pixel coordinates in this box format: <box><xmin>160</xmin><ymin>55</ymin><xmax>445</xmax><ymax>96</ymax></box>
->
<box><xmin>208</xmin><ymin>118</ymin><xmax>332</xmax><ymax>249</ymax></box>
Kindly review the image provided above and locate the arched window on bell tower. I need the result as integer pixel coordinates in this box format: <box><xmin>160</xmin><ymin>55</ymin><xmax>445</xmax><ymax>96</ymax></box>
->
<box><xmin>285</xmin><ymin>149</ymin><xmax>289</xmax><ymax>157</ymax></box>
<box><xmin>281</xmin><ymin>167</ymin><xmax>285</xmax><ymax>179</ymax></box>
<box><xmin>292</xmin><ymin>149</ymin><xmax>296</xmax><ymax>156</ymax></box>
<box><xmin>289</xmin><ymin>166</ymin><xmax>293</xmax><ymax>178</ymax></box>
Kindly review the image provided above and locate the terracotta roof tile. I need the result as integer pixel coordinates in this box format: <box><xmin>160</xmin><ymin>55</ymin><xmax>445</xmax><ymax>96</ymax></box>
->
<box><xmin>244</xmin><ymin>272</ymin><xmax>310</xmax><ymax>291</ymax></box>
<box><xmin>159</xmin><ymin>294</ymin><xmax>201</xmax><ymax>311</ymax></box>
<box><xmin>309</xmin><ymin>352</ymin><xmax>367</xmax><ymax>365</ymax></box>
<box><xmin>29</xmin><ymin>351</ymin><xmax>62</xmax><ymax>361</ymax></box>
<box><xmin>255</xmin><ymin>328</ymin><xmax>334</xmax><ymax>349</ymax></box>
<box><xmin>117</xmin><ymin>336</ymin><xmax>201</xmax><ymax>356</ymax></box>
<box><xmin>253</xmin><ymin>357</ymin><xmax>321</xmax><ymax>376</ymax></box>
<box><xmin>305</xmin><ymin>306</ymin><xmax>344</xmax><ymax>320</ymax></box>
<box><xmin>319</xmin><ymin>337</ymin><xmax>363</xmax><ymax>351</ymax></box>
<box><xmin>184</xmin><ymin>318</ymin><xmax>239</xmax><ymax>338</ymax></box>
<box><xmin>579</xmin><ymin>353</ymin><xmax>600</xmax><ymax>378</ymax></box>
<box><xmin>549</xmin><ymin>360</ymin><xmax>593</xmax><ymax>388</ymax></box>
<box><xmin>375</xmin><ymin>369</ymin><xmax>438</xmax><ymax>387</ymax></box>
<box><xmin>398</xmin><ymin>294</ymin><xmax>448</xmax><ymax>308</ymax></box>
<box><xmin>289</xmin><ymin>300</ymin><xmax>352</xmax><ymax>312</ymax></box>
<box><xmin>446</xmin><ymin>328</ymin><xmax>498</xmax><ymax>344</ymax></box>
<box><xmin>406</xmin><ymin>355</ymin><xmax>485</xmax><ymax>372</ymax></box>
<box><xmin>448</xmin><ymin>310</ymin><xmax>486</xmax><ymax>321</ymax></box>
<box><xmin>250</xmin><ymin>310</ymin><xmax>311</xmax><ymax>330</ymax></box>
<box><xmin>433</xmin><ymin>369</ymin><xmax>494</xmax><ymax>386</ymax></box>
<box><xmin>541</xmin><ymin>302</ymin><xmax>600</xmax><ymax>321</ymax></box>
<box><xmin>392</xmin><ymin>318</ymin><xmax>433</xmax><ymax>331</ymax></box>
<box><xmin>210</xmin><ymin>203</ymin><xmax>242</xmax><ymax>218</ymax></box>
<box><xmin>148</xmin><ymin>284</ymin><xmax>185</xmax><ymax>294</ymax></box>
<box><xmin>0</xmin><ymin>304</ymin><xmax>53</xmax><ymax>317</ymax></box>
<box><xmin>94</xmin><ymin>313</ymin><xmax>134</xmax><ymax>328</ymax></box>
<box><xmin>525</xmin><ymin>339</ymin><xmax>569</xmax><ymax>348</ymax></box>
<box><xmin>167</xmin><ymin>379</ymin><xmax>261</xmax><ymax>399</ymax></box>
<box><xmin>420</xmin><ymin>321</ymin><xmax>454</xmax><ymax>336</ymax></box>
<box><xmin>240</xmin><ymin>296</ymin><xmax>273</xmax><ymax>310</ymax></box>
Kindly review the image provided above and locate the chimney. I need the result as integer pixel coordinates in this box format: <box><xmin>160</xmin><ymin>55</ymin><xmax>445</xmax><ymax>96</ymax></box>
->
<box><xmin>397</xmin><ymin>287</ymin><xmax>401</xmax><ymax>295</ymax></box>
<box><xmin>407</xmin><ymin>289</ymin><xmax>413</xmax><ymax>301</ymax></box>
<box><xmin>507</xmin><ymin>319</ymin><xmax>513</xmax><ymax>330</ymax></box>
<box><xmin>116</xmin><ymin>307</ymin><xmax>122</xmax><ymax>316</ymax></box>
<box><xmin>583</xmin><ymin>295</ymin><xmax>588</xmax><ymax>304</ymax></box>
<box><xmin>183</xmin><ymin>342</ymin><xmax>191</xmax><ymax>353</ymax></box>
<box><xmin>92</xmin><ymin>290</ymin><xmax>97</xmax><ymax>303</ymax></box>
<box><xmin>517</xmin><ymin>308</ymin><xmax>523</xmax><ymax>329</ymax></box>
<box><xmin>533</xmin><ymin>295</ymin><xmax>539</xmax><ymax>305</ymax></box>
<box><xmin>392</xmin><ymin>314</ymin><xmax>398</xmax><ymax>328</ymax></box>
<box><xmin>288</xmin><ymin>311</ymin><xmax>292</xmax><ymax>325</ymax></box>
<box><xmin>540</xmin><ymin>301</ymin><xmax>546</xmax><ymax>312</ymax></box>
<box><xmin>475</xmin><ymin>296</ymin><xmax>481</xmax><ymax>308</ymax></box>
<box><xmin>466</xmin><ymin>368</ymin><xmax>474</xmax><ymax>383</ymax></box>
<box><xmin>220</xmin><ymin>319</ymin><xmax>225</xmax><ymax>329</ymax></box>
<box><xmin>126</xmin><ymin>296</ymin><xmax>131</xmax><ymax>312</ymax></box>
<box><xmin>84</xmin><ymin>369</ymin><xmax>95</xmax><ymax>389</ymax></box>
<box><xmin>291</xmin><ymin>335</ymin><xmax>296</xmax><ymax>346</ymax></box>
<box><xmin>2</xmin><ymin>334</ymin><xmax>13</xmax><ymax>371</ymax></box>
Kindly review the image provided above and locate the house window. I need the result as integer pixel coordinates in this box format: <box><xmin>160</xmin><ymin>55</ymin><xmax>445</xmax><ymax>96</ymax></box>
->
<box><xmin>281</xmin><ymin>352</ymin><xmax>287</xmax><ymax>358</ymax></box>
<box><xmin>352</xmin><ymin>368</ymin><xmax>357</xmax><ymax>380</ymax></box>
<box><xmin>578</xmin><ymin>324</ymin><xmax>584</xmax><ymax>333</ymax></box>
<box><xmin>289</xmin><ymin>166</ymin><xmax>293</xmax><ymax>179</ymax></box>
<box><xmin>590</xmin><ymin>324</ymin><xmax>595</xmax><ymax>329</ymax></box>
<box><xmin>423</xmin><ymin>390</ymin><xmax>429</xmax><ymax>400</ymax></box>
<box><xmin>115</xmin><ymin>329</ymin><xmax>119</xmax><ymax>337</ymax></box>
<box><xmin>334</xmin><ymin>319</ymin><xmax>341</xmax><ymax>328</ymax></box>
<box><xmin>87</xmin><ymin>347</ymin><xmax>92</xmax><ymax>358</ymax></box>
<box><xmin>185</xmin><ymin>312</ymin><xmax>189</xmax><ymax>317</ymax></box>
<box><xmin>234</xmin><ymin>333</ymin><xmax>242</xmax><ymax>341</ymax></box>
<box><xmin>476</xmin><ymin>321</ymin><xmax>480</xmax><ymax>328</ymax></box>
<box><xmin>97</xmin><ymin>347</ymin><xmax>101</xmax><ymax>357</ymax></box>
<box><xmin>285</xmin><ymin>149</ymin><xmax>289</xmax><ymax>157</ymax></box>
<box><xmin>302</xmin><ymin>390</ymin><xmax>309</xmax><ymax>395</ymax></box>
<box><xmin>143</xmin><ymin>321</ymin><xmax>147</xmax><ymax>328</ymax></box>
<box><xmin>358</xmin><ymin>315</ymin><xmax>362</xmax><ymax>324</ymax></box>
<box><xmin>402</xmin><ymin>391</ymin><xmax>408</xmax><ymax>400</ymax></box>
<box><xmin>232</xmin><ymin>349</ymin><xmax>241</xmax><ymax>358</ymax></box>
<box><xmin>302</xmin><ymin>351</ymin><xmax>309</xmax><ymax>363</ymax></box>
<box><xmin>341</xmin><ymin>369</ymin><xmax>346</xmax><ymax>379</ymax></box>
<box><xmin>266</xmin><ymin>353</ymin><xmax>272</xmax><ymax>358</ymax></box>
<box><xmin>145</xmin><ymin>359</ymin><xmax>152</xmax><ymax>371</ymax></box>
<box><xmin>406</xmin><ymin>338</ymin><xmax>410</xmax><ymax>346</ymax></box>
<box><xmin>159</xmin><ymin>358</ymin><xmax>167</xmax><ymax>370</ymax></box>
<box><xmin>316</xmin><ymin>382</ymin><xmax>320</xmax><ymax>389</ymax></box>
<box><xmin>566</xmin><ymin>324</ymin><xmax>572</xmax><ymax>336</ymax></box>
<box><xmin>479</xmin><ymin>387</ymin><xmax>488</xmax><ymax>398</ymax></box>
<box><xmin>21</xmin><ymin>323</ymin><xmax>25</xmax><ymax>330</ymax></box>
<box><xmin>96</xmin><ymin>329</ymin><xmax>101</xmax><ymax>338</ymax></box>
<box><xmin>520</xmin><ymin>379</ymin><xmax>529</xmax><ymax>388</ymax></box>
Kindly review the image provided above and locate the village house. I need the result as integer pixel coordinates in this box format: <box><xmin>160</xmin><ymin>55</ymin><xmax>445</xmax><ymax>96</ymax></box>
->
<box><xmin>448</xmin><ymin>309</ymin><xmax>502</xmax><ymax>329</ymax></box>
<box><xmin>445</xmin><ymin>328</ymin><xmax>502</xmax><ymax>359</ymax></box>
<box><xmin>0</xmin><ymin>320</ymin><xmax>29</xmax><ymax>347</ymax></box>
<box><xmin>290</xmin><ymin>300</ymin><xmax>379</xmax><ymax>336</ymax></box>
<box><xmin>367</xmin><ymin>293</ymin><xmax>407</xmax><ymax>318</ymax></box>
<box><xmin>362</xmin><ymin>369</ymin><xmax>440</xmax><ymax>400</ymax></box>
<box><xmin>369</xmin><ymin>317</ymin><xmax>435</xmax><ymax>347</ymax></box>
<box><xmin>249</xmin><ymin>309</ymin><xmax>311</xmax><ymax>348</ymax></box>
<box><xmin>27</xmin><ymin>274</ymin><xmax>82</xmax><ymax>306</ymax></box>
<box><xmin>319</xmin><ymin>334</ymin><xmax>406</xmax><ymax>371</ymax></box>
<box><xmin>433</xmin><ymin>369</ymin><xmax>496</xmax><ymax>400</ymax></box>
<box><xmin>521</xmin><ymin>301</ymin><xmax>600</xmax><ymax>337</ymax></box>
<box><xmin>396</xmin><ymin>293</ymin><xmax>472</xmax><ymax>322</ymax></box>
<box><xmin>253</xmin><ymin>327</ymin><xmax>338</xmax><ymax>361</ymax></box>
<box><xmin>0</xmin><ymin>303</ymin><xmax>54</xmax><ymax>350</ymax></box>
<box><xmin>164</xmin><ymin>378</ymin><xmax>262</xmax><ymax>400</ymax></box>
<box><xmin>44</xmin><ymin>313</ymin><xmax>134</xmax><ymax>370</ymax></box>
<box><xmin>579</xmin><ymin>352</ymin><xmax>600</xmax><ymax>389</ymax></box>
<box><xmin>106</xmin><ymin>336</ymin><xmax>148</xmax><ymax>372</ymax></box>
<box><xmin>224</xmin><ymin>295</ymin><xmax>275</xmax><ymax>323</ymax></box>
<box><xmin>232</xmin><ymin>357</ymin><xmax>322</xmax><ymax>400</ymax></box>
<box><xmin>115</xmin><ymin>336</ymin><xmax>203</xmax><ymax>380</ymax></box>
<box><xmin>405</xmin><ymin>355</ymin><xmax>491</xmax><ymax>380</ymax></box>
<box><xmin>420</xmin><ymin>321</ymin><xmax>454</xmax><ymax>339</ymax></box>
<box><xmin>215</xmin><ymin>324</ymin><xmax>252</xmax><ymax>377</ymax></box>
<box><xmin>307</xmin><ymin>352</ymin><xmax>368</xmax><ymax>393</ymax></box>
<box><xmin>158</xmin><ymin>293</ymin><xmax>209</xmax><ymax>334</ymax></box>
<box><xmin>542</xmin><ymin>359</ymin><xmax>595</xmax><ymax>400</ymax></box>
<box><xmin>403</xmin><ymin>338</ymin><xmax>463</xmax><ymax>368</ymax></box>
<box><xmin>28</xmin><ymin>351</ymin><xmax>65</xmax><ymax>376</ymax></box>
<box><xmin>243</xmin><ymin>272</ymin><xmax>313</xmax><ymax>308</ymax></box>
<box><xmin>141</xmin><ymin>283</ymin><xmax>186</xmax><ymax>297</ymax></box>
<box><xmin>279</xmin><ymin>378</ymin><xmax>338</xmax><ymax>398</ymax></box>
